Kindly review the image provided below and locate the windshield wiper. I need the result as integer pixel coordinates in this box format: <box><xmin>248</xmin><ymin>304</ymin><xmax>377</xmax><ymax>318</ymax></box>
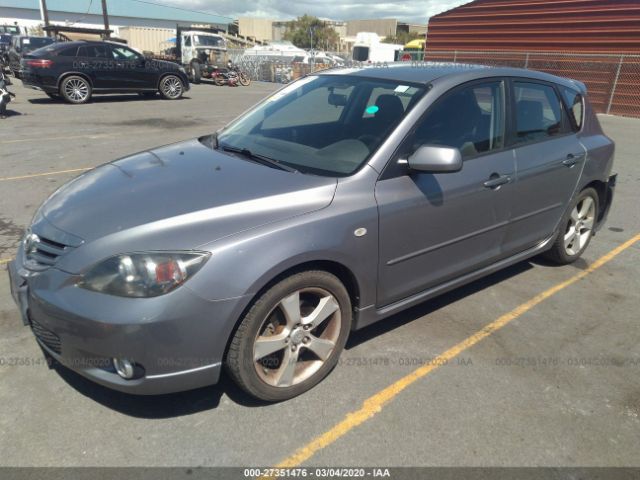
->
<box><xmin>220</xmin><ymin>144</ymin><xmax>298</xmax><ymax>173</ymax></box>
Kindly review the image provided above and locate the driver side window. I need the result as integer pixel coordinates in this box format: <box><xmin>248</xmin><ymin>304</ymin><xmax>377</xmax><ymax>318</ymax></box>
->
<box><xmin>111</xmin><ymin>46</ymin><xmax>140</xmax><ymax>61</ymax></box>
<box><xmin>402</xmin><ymin>80</ymin><xmax>505</xmax><ymax>161</ymax></box>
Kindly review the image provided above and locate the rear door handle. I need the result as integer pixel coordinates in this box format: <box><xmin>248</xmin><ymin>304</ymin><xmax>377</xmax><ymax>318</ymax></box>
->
<box><xmin>563</xmin><ymin>153</ymin><xmax>585</xmax><ymax>167</ymax></box>
<box><xmin>483</xmin><ymin>174</ymin><xmax>511</xmax><ymax>189</ymax></box>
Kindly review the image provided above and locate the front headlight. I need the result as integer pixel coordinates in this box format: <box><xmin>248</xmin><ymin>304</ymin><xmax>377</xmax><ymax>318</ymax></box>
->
<box><xmin>78</xmin><ymin>252</ymin><xmax>210</xmax><ymax>298</ymax></box>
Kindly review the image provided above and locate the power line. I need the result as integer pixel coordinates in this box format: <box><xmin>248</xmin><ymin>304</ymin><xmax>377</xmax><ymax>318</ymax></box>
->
<box><xmin>128</xmin><ymin>0</ymin><xmax>228</xmax><ymax>18</ymax></box>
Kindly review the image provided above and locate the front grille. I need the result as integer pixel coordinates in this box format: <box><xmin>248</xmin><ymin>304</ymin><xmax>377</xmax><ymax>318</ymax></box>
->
<box><xmin>26</xmin><ymin>235</ymin><xmax>72</xmax><ymax>268</ymax></box>
<box><xmin>31</xmin><ymin>318</ymin><xmax>62</xmax><ymax>354</ymax></box>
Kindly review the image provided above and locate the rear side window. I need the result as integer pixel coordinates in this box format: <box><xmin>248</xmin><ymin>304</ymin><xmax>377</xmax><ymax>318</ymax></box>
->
<box><xmin>78</xmin><ymin>45</ymin><xmax>109</xmax><ymax>58</ymax></box>
<box><xmin>57</xmin><ymin>47</ymin><xmax>78</xmax><ymax>57</ymax></box>
<box><xmin>513</xmin><ymin>82</ymin><xmax>562</xmax><ymax>143</ymax></box>
<box><xmin>402</xmin><ymin>80</ymin><xmax>505</xmax><ymax>160</ymax></box>
<box><xmin>561</xmin><ymin>87</ymin><xmax>584</xmax><ymax>131</ymax></box>
<box><xmin>353</xmin><ymin>46</ymin><xmax>369</xmax><ymax>61</ymax></box>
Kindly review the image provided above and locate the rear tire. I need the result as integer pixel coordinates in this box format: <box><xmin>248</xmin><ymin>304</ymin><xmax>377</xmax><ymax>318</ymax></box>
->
<box><xmin>542</xmin><ymin>187</ymin><xmax>599</xmax><ymax>265</ymax></box>
<box><xmin>190</xmin><ymin>62</ymin><xmax>201</xmax><ymax>84</ymax></box>
<box><xmin>159</xmin><ymin>75</ymin><xmax>184</xmax><ymax>100</ymax></box>
<box><xmin>226</xmin><ymin>271</ymin><xmax>351</xmax><ymax>402</ymax></box>
<box><xmin>60</xmin><ymin>75</ymin><xmax>91</xmax><ymax>104</ymax></box>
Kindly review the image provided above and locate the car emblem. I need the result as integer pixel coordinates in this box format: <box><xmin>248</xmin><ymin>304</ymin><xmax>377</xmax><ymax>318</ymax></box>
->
<box><xmin>24</xmin><ymin>232</ymin><xmax>40</xmax><ymax>255</ymax></box>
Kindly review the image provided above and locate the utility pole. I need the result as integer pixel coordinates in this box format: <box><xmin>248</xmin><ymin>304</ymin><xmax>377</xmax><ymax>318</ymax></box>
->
<box><xmin>101</xmin><ymin>0</ymin><xmax>110</xmax><ymax>38</ymax></box>
<box><xmin>38</xmin><ymin>0</ymin><xmax>50</xmax><ymax>36</ymax></box>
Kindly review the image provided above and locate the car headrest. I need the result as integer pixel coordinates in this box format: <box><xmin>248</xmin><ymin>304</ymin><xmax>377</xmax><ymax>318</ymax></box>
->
<box><xmin>374</xmin><ymin>94</ymin><xmax>405</xmax><ymax>123</ymax></box>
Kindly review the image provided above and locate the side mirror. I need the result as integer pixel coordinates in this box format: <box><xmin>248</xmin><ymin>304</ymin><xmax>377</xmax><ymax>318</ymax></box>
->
<box><xmin>405</xmin><ymin>145</ymin><xmax>462</xmax><ymax>173</ymax></box>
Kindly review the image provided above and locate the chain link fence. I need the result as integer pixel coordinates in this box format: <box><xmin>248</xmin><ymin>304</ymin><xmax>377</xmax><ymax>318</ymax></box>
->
<box><xmin>227</xmin><ymin>48</ymin><xmax>348</xmax><ymax>84</ymax></box>
<box><xmin>225</xmin><ymin>47</ymin><xmax>640</xmax><ymax>118</ymax></box>
<box><xmin>424</xmin><ymin>50</ymin><xmax>640</xmax><ymax>118</ymax></box>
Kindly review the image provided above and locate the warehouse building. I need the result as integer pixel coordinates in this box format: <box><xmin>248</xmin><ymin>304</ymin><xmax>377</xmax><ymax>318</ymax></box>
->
<box><xmin>425</xmin><ymin>0</ymin><xmax>640</xmax><ymax>117</ymax></box>
<box><xmin>0</xmin><ymin>0</ymin><xmax>232</xmax><ymax>34</ymax></box>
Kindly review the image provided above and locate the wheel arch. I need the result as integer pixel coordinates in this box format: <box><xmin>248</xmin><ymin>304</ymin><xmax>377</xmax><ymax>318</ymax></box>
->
<box><xmin>221</xmin><ymin>259</ymin><xmax>362</xmax><ymax>362</ymax></box>
<box><xmin>56</xmin><ymin>71</ymin><xmax>93</xmax><ymax>90</ymax></box>
<box><xmin>157</xmin><ymin>71</ymin><xmax>188</xmax><ymax>89</ymax></box>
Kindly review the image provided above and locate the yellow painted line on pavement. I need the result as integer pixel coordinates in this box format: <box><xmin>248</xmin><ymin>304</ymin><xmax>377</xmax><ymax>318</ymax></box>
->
<box><xmin>271</xmin><ymin>233</ymin><xmax>640</xmax><ymax>470</ymax></box>
<box><xmin>0</xmin><ymin>167</ymin><xmax>91</xmax><ymax>182</ymax></box>
<box><xmin>0</xmin><ymin>133</ymin><xmax>112</xmax><ymax>145</ymax></box>
<box><xmin>0</xmin><ymin>258</ymin><xmax>11</xmax><ymax>265</ymax></box>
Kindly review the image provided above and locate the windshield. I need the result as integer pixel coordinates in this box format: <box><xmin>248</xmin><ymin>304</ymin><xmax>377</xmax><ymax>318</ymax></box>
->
<box><xmin>194</xmin><ymin>35</ymin><xmax>225</xmax><ymax>48</ymax></box>
<box><xmin>216</xmin><ymin>75</ymin><xmax>427</xmax><ymax>176</ymax></box>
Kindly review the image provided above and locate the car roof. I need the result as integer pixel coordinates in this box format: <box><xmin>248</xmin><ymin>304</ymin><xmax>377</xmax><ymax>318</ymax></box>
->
<box><xmin>322</xmin><ymin>63</ymin><xmax>586</xmax><ymax>94</ymax></box>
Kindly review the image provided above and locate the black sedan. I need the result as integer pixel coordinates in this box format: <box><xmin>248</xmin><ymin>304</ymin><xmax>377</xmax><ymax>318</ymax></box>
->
<box><xmin>21</xmin><ymin>40</ymin><xmax>190</xmax><ymax>104</ymax></box>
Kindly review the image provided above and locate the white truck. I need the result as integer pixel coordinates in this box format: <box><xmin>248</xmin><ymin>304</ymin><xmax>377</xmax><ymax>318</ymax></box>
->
<box><xmin>351</xmin><ymin>32</ymin><xmax>404</xmax><ymax>64</ymax></box>
<box><xmin>152</xmin><ymin>26</ymin><xmax>229</xmax><ymax>83</ymax></box>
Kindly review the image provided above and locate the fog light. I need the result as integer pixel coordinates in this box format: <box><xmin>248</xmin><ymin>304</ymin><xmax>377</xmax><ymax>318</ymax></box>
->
<box><xmin>113</xmin><ymin>358</ymin><xmax>134</xmax><ymax>379</ymax></box>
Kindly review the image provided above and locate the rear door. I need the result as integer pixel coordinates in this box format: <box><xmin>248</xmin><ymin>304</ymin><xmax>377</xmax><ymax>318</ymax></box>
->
<box><xmin>375</xmin><ymin>79</ymin><xmax>516</xmax><ymax>306</ymax></box>
<box><xmin>76</xmin><ymin>44</ymin><xmax>111</xmax><ymax>89</ymax></box>
<box><xmin>504</xmin><ymin>79</ymin><xmax>585</xmax><ymax>254</ymax></box>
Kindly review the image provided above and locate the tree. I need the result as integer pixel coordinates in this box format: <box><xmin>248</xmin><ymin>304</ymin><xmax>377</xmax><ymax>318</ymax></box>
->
<box><xmin>382</xmin><ymin>31</ymin><xmax>424</xmax><ymax>46</ymax></box>
<box><xmin>283</xmin><ymin>15</ymin><xmax>340</xmax><ymax>51</ymax></box>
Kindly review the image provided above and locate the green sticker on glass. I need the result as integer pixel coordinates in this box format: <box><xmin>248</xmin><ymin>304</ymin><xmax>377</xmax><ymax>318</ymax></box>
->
<box><xmin>365</xmin><ymin>105</ymin><xmax>379</xmax><ymax>115</ymax></box>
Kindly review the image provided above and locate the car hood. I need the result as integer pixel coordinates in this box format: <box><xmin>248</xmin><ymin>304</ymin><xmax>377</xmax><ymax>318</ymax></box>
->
<box><xmin>39</xmin><ymin>139</ymin><xmax>337</xmax><ymax>271</ymax></box>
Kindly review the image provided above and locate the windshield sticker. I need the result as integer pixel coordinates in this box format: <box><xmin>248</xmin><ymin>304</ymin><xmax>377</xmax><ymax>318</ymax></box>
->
<box><xmin>23</xmin><ymin>38</ymin><xmax>30</xmax><ymax>44</ymax></box>
<box><xmin>394</xmin><ymin>85</ymin><xmax>410</xmax><ymax>93</ymax></box>
<box><xmin>365</xmin><ymin>105</ymin><xmax>379</xmax><ymax>115</ymax></box>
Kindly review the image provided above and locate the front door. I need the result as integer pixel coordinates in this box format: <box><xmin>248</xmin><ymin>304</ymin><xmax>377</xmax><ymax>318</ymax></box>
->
<box><xmin>376</xmin><ymin>79</ymin><xmax>515</xmax><ymax>306</ymax></box>
<box><xmin>108</xmin><ymin>45</ymin><xmax>156</xmax><ymax>90</ymax></box>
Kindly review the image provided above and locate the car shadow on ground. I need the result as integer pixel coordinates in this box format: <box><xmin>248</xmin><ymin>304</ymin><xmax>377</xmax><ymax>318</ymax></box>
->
<box><xmin>0</xmin><ymin>109</ymin><xmax>22</xmax><ymax>118</ymax></box>
<box><xmin>50</xmin><ymin>260</ymin><xmax>536</xmax><ymax>417</ymax></box>
<box><xmin>28</xmin><ymin>95</ymin><xmax>191</xmax><ymax>105</ymax></box>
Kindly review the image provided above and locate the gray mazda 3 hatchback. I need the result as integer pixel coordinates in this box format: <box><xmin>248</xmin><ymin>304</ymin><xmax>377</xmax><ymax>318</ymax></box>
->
<box><xmin>9</xmin><ymin>64</ymin><xmax>616</xmax><ymax>401</ymax></box>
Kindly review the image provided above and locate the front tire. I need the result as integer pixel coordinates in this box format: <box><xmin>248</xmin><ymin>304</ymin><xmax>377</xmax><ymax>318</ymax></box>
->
<box><xmin>543</xmin><ymin>187</ymin><xmax>599</xmax><ymax>264</ymax></box>
<box><xmin>60</xmin><ymin>76</ymin><xmax>91</xmax><ymax>104</ymax></box>
<box><xmin>226</xmin><ymin>271</ymin><xmax>351</xmax><ymax>402</ymax></box>
<box><xmin>239</xmin><ymin>72</ymin><xmax>251</xmax><ymax>86</ymax></box>
<box><xmin>159</xmin><ymin>75</ymin><xmax>184</xmax><ymax>100</ymax></box>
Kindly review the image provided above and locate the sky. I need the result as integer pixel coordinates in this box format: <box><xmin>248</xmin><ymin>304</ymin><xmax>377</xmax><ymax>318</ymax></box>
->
<box><xmin>162</xmin><ymin>0</ymin><xmax>471</xmax><ymax>23</ymax></box>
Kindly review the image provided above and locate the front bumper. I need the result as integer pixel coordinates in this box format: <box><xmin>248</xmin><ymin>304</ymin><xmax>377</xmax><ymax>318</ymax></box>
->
<box><xmin>8</xmin><ymin>255</ymin><xmax>248</xmax><ymax>395</ymax></box>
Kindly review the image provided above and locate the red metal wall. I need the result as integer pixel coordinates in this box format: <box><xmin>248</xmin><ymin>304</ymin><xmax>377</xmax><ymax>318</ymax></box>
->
<box><xmin>426</xmin><ymin>0</ymin><xmax>640</xmax><ymax>53</ymax></box>
<box><xmin>424</xmin><ymin>0</ymin><xmax>640</xmax><ymax>116</ymax></box>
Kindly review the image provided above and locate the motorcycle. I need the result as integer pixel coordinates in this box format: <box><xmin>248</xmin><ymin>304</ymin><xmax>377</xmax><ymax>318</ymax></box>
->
<box><xmin>0</xmin><ymin>70</ymin><xmax>15</xmax><ymax>119</ymax></box>
<box><xmin>213</xmin><ymin>60</ymin><xmax>251</xmax><ymax>87</ymax></box>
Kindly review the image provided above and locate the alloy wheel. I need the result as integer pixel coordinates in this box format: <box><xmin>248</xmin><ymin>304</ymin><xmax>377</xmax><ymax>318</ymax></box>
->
<box><xmin>253</xmin><ymin>288</ymin><xmax>341</xmax><ymax>388</ymax></box>
<box><xmin>564</xmin><ymin>196</ymin><xmax>596</xmax><ymax>255</ymax></box>
<box><xmin>64</xmin><ymin>78</ymin><xmax>89</xmax><ymax>103</ymax></box>
<box><xmin>161</xmin><ymin>76</ymin><xmax>183</xmax><ymax>99</ymax></box>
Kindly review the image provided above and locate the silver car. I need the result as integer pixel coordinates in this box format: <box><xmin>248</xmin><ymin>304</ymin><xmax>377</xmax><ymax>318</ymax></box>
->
<box><xmin>8</xmin><ymin>64</ymin><xmax>616</xmax><ymax>401</ymax></box>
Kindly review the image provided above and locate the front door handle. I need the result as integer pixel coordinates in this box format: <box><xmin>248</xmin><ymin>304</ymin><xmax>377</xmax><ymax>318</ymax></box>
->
<box><xmin>483</xmin><ymin>174</ymin><xmax>511</xmax><ymax>189</ymax></box>
<box><xmin>562</xmin><ymin>153</ymin><xmax>585</xmax><ymax>167</ymax></box>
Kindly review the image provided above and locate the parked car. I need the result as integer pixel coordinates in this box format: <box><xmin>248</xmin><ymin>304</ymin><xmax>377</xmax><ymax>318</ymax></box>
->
<box><xmin>9</xmin><ymin>64</ymin><xmax>615</xmax><ymax>401</ymax></box>
<box><xmin>7</xmin><ymin>35</ymin><xmax>55</xmax><ymax>77</ymax></box>
<box><xmin>0</xmin><ymin>34</ymin><xmax>11</xmax><ymax>70</ymax></box>
<box><xmin>20</xmin><ymin>40</ymin><xmax>190</xmax><ymax>103</ymax></box>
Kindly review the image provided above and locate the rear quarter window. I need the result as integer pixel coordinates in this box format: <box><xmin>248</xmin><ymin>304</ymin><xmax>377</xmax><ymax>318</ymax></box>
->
<box><xmin>561</xmin><ymin>86</ymin><xmax>584</xmax><ymax>131</ymax></box>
